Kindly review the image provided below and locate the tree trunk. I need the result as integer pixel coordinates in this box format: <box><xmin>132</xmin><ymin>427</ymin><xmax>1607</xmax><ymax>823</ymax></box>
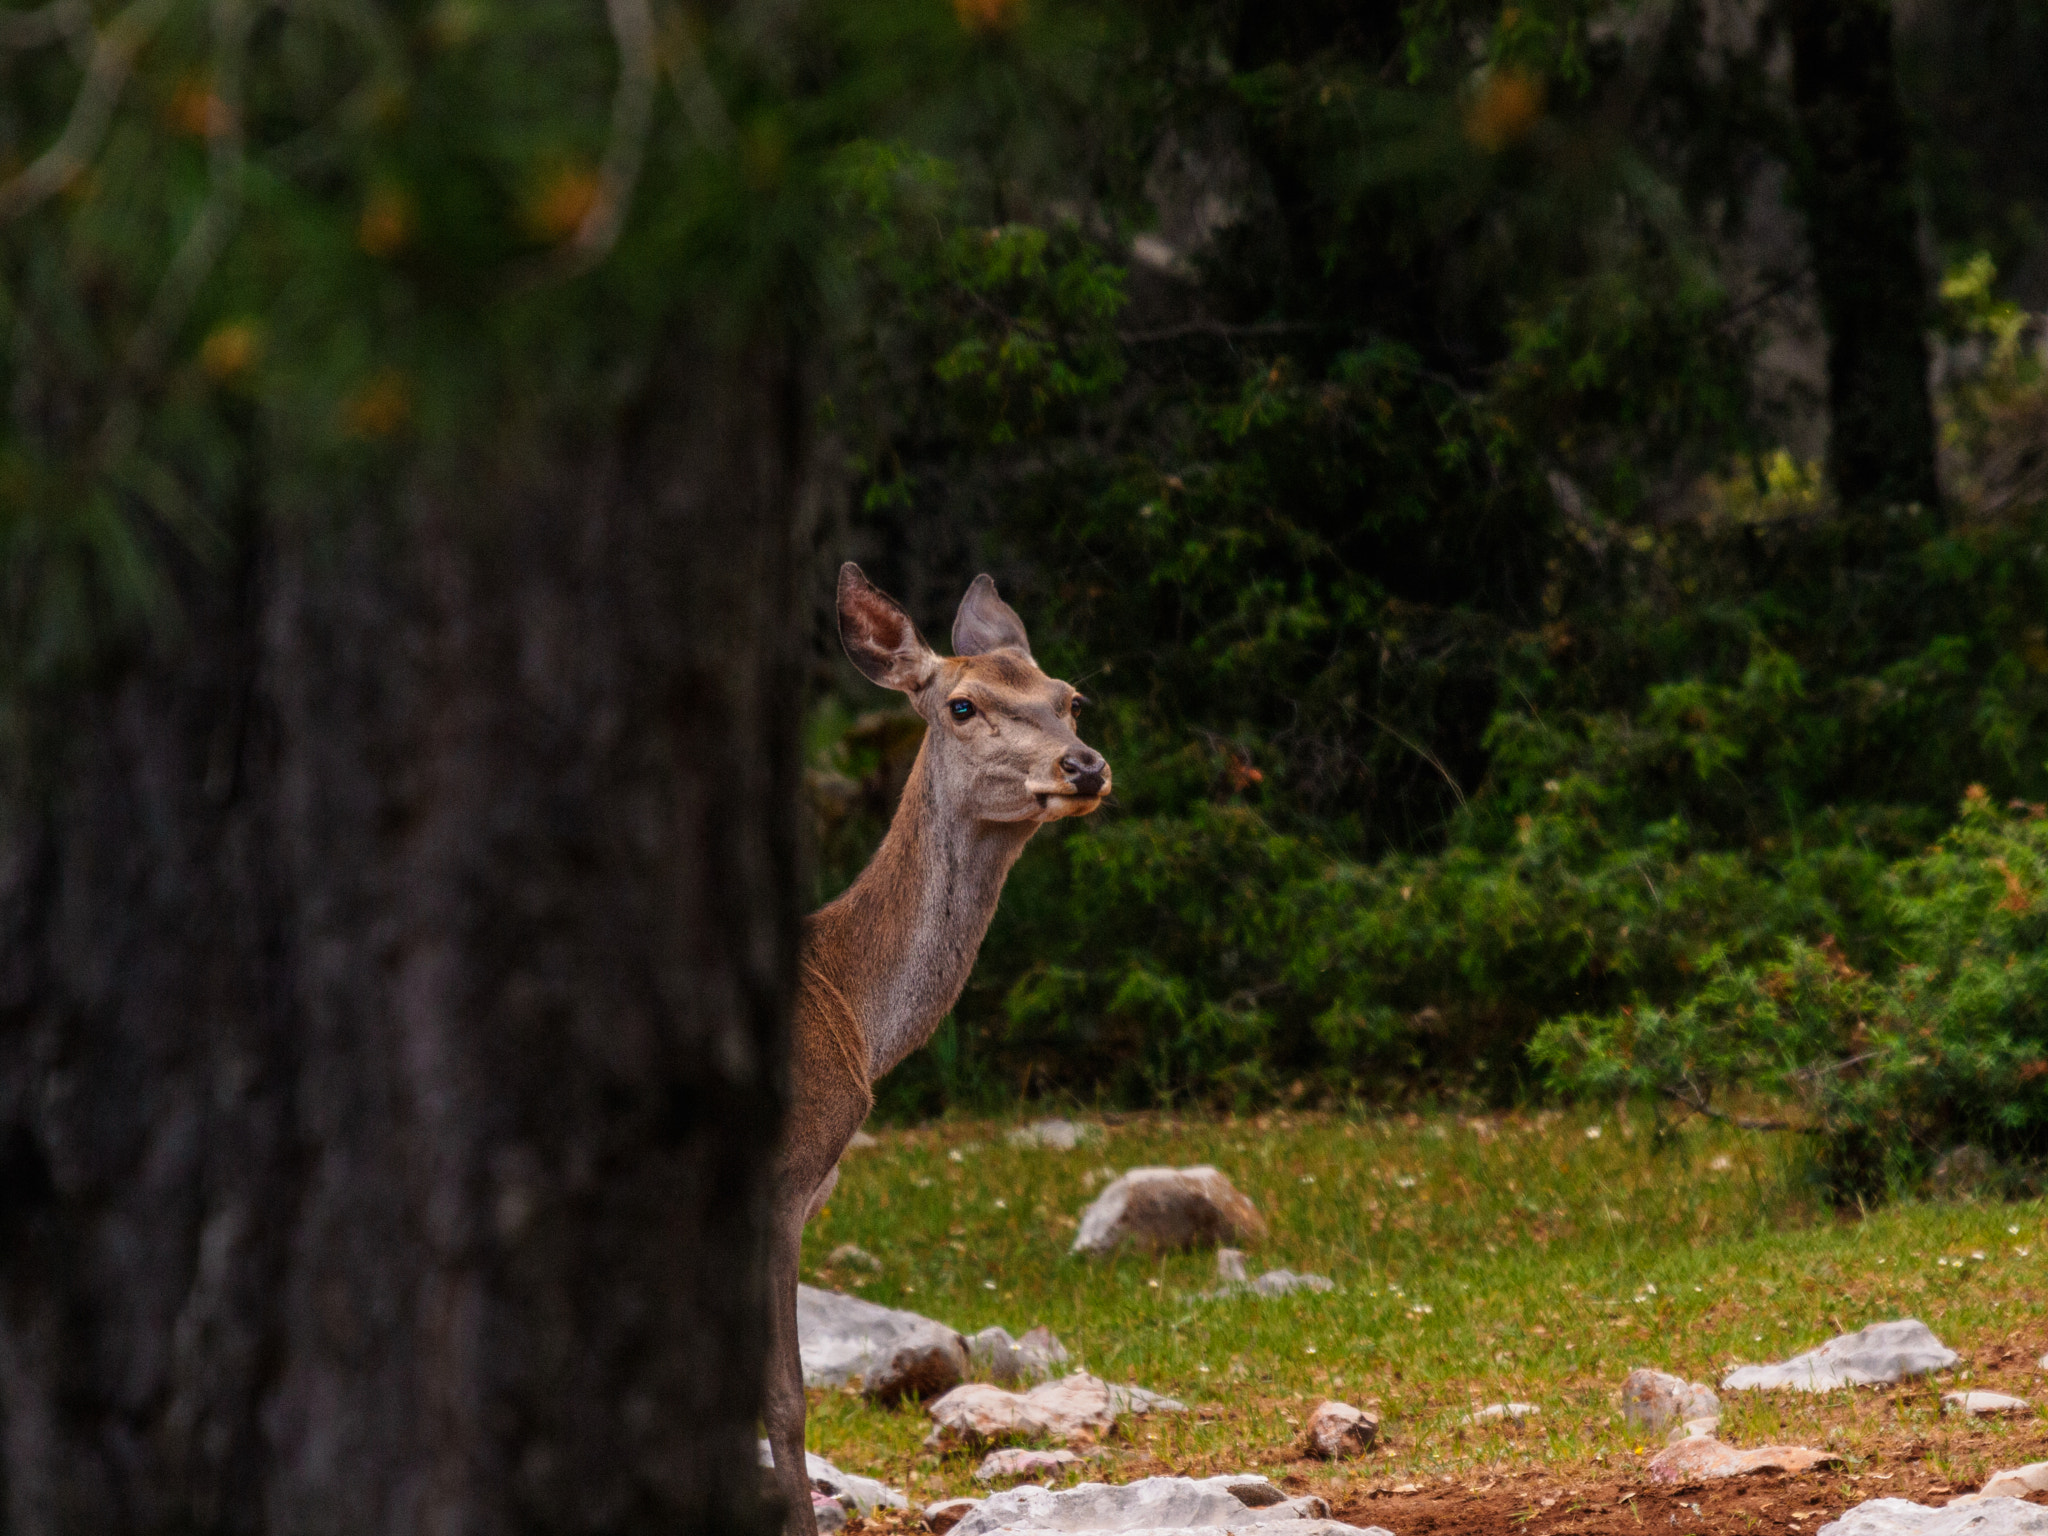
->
<box><xmin>0</xmin><ymin>337</ymin><xmax>807</xmax><ymax>1535</ymax></box>
<box><xmin>1780</xmin><ymin>0</ymin><xmax>1941</xmax><ymax>521</ymax></box>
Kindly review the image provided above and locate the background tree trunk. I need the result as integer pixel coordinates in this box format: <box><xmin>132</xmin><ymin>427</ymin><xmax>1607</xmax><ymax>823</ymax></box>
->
<box><xmin>1780</xmin><ymin>0</ymin><xmax>1941</xmax><ymax>521</ymax></box>
<box><xmin>0</xmin><ymin>336</ymin><xmax>807</xmax><ymax>1535</ymax></box>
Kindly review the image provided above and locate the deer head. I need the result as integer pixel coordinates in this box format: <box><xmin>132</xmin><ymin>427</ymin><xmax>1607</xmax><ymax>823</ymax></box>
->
<box><xmin>837</xmin><ymin>563</ymin><xmax>1110</xmax><ymax>822</ymax></box>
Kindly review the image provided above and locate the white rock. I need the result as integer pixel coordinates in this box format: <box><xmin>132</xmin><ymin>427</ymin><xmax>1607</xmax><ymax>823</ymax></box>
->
<box><xmin>756</xmin><ymin>1441</ymin><xmax>909</xmax><ymax>1514</ymax></box>
<box><xmin>977</xmin><ymin>1448</ymin><xmax>1088</xmax><ymax>1483</ymax></box>
<box><xmin>969</xmin><ymin>1324</ymin><xmax>1072</xmax><ymax>1385</ymax></box>
<box><xmin>1622</xmin><ymin>1368</ymin><xmax>1722</xmax><ymax>1431</ymax></box>
<box><xmin>814</xmin><ymin>1492</ymin><xmax>847</xmax><ymax>1533</ymax></box>
<box><xmin>1008</xmin><ymin>1118</ymin><xmax>1099</xmax><ymax>1150</ymax></box>
<box><xmin>1981</xmin><ymin>1464</ymin><xmax>2048</xmax><ymax>1499</ymax></box>
<box><xmin>949</xmin><ymin>1475</ymin><xmax>1388</xmax><ymax>1534</ymax></box>
<box><xmin>1249</xmin><ymin>1269</ymin><xmax>1335</xmax><ymax>1297</ymax></box>
<box><xmin>926</xmin><ymin>1373</ymin><xmax>1118</xmax><ymax>1448</ymax></box>
<box><xmin>1298</xmin><ymin>1400</ymin><xmax>1379</xmax><ymax>1458</ymax></box>
<box><xmin>1817</xmin><ymin>1498</ymin><xmax>2048</xmax><ymax>1535</ymax></box>
<box><xmin>827</xmin><ymin>1243</ymin><xmax>882</xmax><ymax>1272</ymax></box>
<box><xmin>1216</xmin><ymin>1248</ymin><xmax>1250</xmax><ymax>1284</ymax></box>
<box><xmin>1072</xmin><ymin>1167</ymin><xmax>1268</xmax><ymax>1256</ymax></box>
<box><xmin>1944</xmin><ymin>1391</ymin><xmax>2030</xmax><ymax>1416</ymax></box>
<box><xmin>798</xmin><ymin>1284</ymin><xmax>968</xmax><ymax>1400</ymax></box>
<box><xmin>1110</xmin><ymin>1383</ymin><xmax>1187</xmax><ymax>1415</ymax></box>
<box><xmin>847</xmin><ymin>1130</ymin><xmax>879</xmax><ymax>1149</ymax></box>
<box><xmin>1466</xmin><ymin>1402</ymin><xmax>1540</xmax><ymax>1424</ymax></box>
<box><xmin>1666</xmin><ymin>1416</ymin><xmax>1721</xmax><ymax>1444</ymax></box>
<box><xmin>926</xmin><ymin>1496</ymin><xmax>984</xmax><ymax>1533</ymax></box>
<box><xmin>1721</xmin><ymin>1319</ymin><xmax>1959</xmax><ymax>1392</ymax></box>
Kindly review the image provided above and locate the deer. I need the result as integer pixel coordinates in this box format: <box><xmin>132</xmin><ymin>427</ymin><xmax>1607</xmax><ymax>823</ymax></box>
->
<box><xmin>761</xmin><ymin>563</ymin><xmax>1110</xmax><ymax>1536</ymax></box>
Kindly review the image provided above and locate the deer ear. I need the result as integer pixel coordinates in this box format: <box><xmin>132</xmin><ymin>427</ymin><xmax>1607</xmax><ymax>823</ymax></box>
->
<box><xmin>838</xmin><ymin>563</ymin><xmax>938</xmax><ymax>692</ymax></box>
<box><xmin>951</xmin><ymin>574</ymin><xmax>1032</xmax><ymax>659</ymax></box>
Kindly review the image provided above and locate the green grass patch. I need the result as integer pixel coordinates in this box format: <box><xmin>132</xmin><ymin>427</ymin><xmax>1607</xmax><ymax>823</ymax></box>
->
<box><xmin>801</xmin><ymin>1106</ymin><xmax>2048</xmax><ymax>1507</ymax></box>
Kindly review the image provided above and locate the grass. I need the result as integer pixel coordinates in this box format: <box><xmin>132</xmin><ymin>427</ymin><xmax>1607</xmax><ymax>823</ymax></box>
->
<box><xmin>798</xmin><ymin>1104</ymin><xmax>2048</xmax><ymax>1512</ymax></box>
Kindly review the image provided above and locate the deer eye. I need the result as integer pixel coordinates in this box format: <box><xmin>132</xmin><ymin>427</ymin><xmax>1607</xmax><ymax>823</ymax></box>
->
<box><xmin>1070</xmin><ymin>695</ymin><xmax>1087</xmax><ymax>717</ymax></box>
<box><xmin>949</xmin><ymin>698</ymin><xmax>975</xmax><ymax>721</ymax></box>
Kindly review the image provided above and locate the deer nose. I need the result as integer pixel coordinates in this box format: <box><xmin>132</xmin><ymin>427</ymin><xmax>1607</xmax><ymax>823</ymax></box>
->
<box><xmin>1061</xmin><ymin>747</ymin><xmax>1107</xmax><ymax>797</ymax></box>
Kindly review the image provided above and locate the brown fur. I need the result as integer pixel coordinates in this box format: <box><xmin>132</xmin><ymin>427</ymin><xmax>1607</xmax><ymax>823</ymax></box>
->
<box><xmin>760</xmin><ymin>566</ymin><xmax>1109</xmax><ymax>1536</ymax></box>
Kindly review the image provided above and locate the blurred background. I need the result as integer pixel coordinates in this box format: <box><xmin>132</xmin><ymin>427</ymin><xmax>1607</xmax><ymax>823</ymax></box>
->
<box><xmin>4</xmin><ymin>0</ymin><xmax>2048</xmax><ymax>1528</ymax></box>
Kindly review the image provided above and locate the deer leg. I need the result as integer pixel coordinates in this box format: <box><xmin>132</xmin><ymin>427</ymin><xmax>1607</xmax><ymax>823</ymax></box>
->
<box><xmin>763</xmin><ymin>1189</ymin><xmax>817</xmax><ymax>1536</ymax></box>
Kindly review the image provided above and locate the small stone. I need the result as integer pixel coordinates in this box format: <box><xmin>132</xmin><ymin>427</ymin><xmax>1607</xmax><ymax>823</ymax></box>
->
<box><xmin>755</xmin><ymin>1442</ymin><xmax>909</xmax><ymax>1515</ymax></box>
<box><xmin>923</xmin><ymin>1496</ymin><xmax>982</xmax><ymax>1534</ymax></box>
<box><xmin>827</xmin><ymin>1243</ymin><xmax>882</xmax><ymax>1272</ymax></box>
<box><xmin>1216</xmin><ymin>1247</ymin><xmax>1250</xmax><ymax>1284</ymax></box>
<box><xmin>967</xmin><ymin>1326</ymin><xmax>1026</xmax><ymax>1384</ymax></box>
<box><xmin>1981</xmin><ymin>1463</ymin><xmax>2048</xmax><ymax>1499</ymax></box>
<box><xmin>1667</xmin><ymin>1416</ymin><xmax>1722</xmax><ymax>1444</ymax></box>
<box><xmin>1721</xmin><ymin>1318</ymin><xmax>1959</xmax><ymax>1392</ymax></box>
<box><xmin>846</xmin><ymin>1130</ymin><xmax>879</xmax><ymax>1149</ymax></box>
<box><xmin>1622</xmin><ymin>1367</ymin><xmax>1722</xmax><ymax>1432</ymax></box>
<box><xmin>1299</xmin><ymin>1399</ymin><xmax>1380</xmax><ymax>1458</ymax></box>
<box><xmin>1071</xmin><ymin>1166</ymin><xmax>1268</xmax><ymax>1256</ymax></box>
<box><xmin>1109</xmin><ymin>1382</ymin><xmax>1187</xmax><ymax>1415</ymax></box>
<box><xmin>973</xmin><ymin>1447</ymin><xmax>1083</xmax><ymax>1483</ymax></box>
<box><xmin>1818</xmin><ymin>1497</ymin><xmax>2048</xmax><ymax>1535</ymax></box>
<box><xmin>812</xmin><ymin>1491</ymin><xmax>846</xmax><ymax>1533</ymax></box>
<box><xmin>1647</xmin><ymin>1437</ymin><xmax>1842</xmax><ymax>1482</ymax></box>
<box><xmin>1006</xmin><ymin>1118</ymin><xmax>1097</xmax><ymax>1150</ymax></box>
<box><xmin>1944</xmin><ymin>1390</ymin><xmax>2031</xmax><ymax>1416</ymax></box>
<box><xmin>924</xmin><ymin>1372</ymin><xmax>1117</xmax><ymax>1449</ymax></box>
<box><xmin>1249</xmin><ymin>1268</ymin><xmax>1335</xmax><ymax>1296</ymax></box>
<box><xmin>1467</xmin><ymin>1402</ymin><xmax>1540</xmax><ymax>1424</ymax></box>
<box><xmin>1015</xmin><ymin>1324</ymin><xmax>1071</xmax><ymax>1381</ymax></box>
<box><xmin>798</xmin><ymin>1285</ymin><xmax>967</xmax><ymax>1396</ymax></box>
<box><xmin>1206</xmin><ymin>1474</ymin><xmax>1285</xmax><ymax>1507</ymax></box>
<box><xmin>861</xmin><ymin>1322</ymin><xmax>970</xmax><ymax>1405</ymax></box>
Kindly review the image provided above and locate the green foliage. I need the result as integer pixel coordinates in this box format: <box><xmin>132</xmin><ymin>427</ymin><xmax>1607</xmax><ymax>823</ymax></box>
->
<box><xmin>1533</xmin><ymin>789</ymin><xmax>2048</xmax><ymax>1197</ymax></box>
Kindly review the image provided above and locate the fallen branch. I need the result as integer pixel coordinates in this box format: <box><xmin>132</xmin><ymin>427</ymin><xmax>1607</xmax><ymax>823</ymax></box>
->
<box><xmin>1659</xmin><ymin>1080</ymin><xmax>1813</xmax><ymax>1134</ymax></box>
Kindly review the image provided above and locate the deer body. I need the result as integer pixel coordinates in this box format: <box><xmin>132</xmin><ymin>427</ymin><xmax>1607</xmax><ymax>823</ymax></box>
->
<box><xmin>761</xmin><ymin>566</ymin><xmax>1108</xmax><ymax>1536</ymax></box>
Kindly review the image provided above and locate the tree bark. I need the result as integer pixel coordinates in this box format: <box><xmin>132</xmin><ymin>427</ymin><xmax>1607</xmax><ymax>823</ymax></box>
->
<box><xmin>1780</xmin><ymin>0</ymin><xmax>1941</xmax><ymax>520</ymax></box>
<box><xmin>0</xmin><ymin>336</ymin><xmax>807</xmax><ymax>1535</ymax></box>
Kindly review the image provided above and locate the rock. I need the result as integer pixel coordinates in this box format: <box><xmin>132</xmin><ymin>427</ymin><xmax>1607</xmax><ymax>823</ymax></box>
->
<box><xmin>1944</xmin><ymin>1391</ymin><xmax>2030</xmax><ymax>1416</ymax></box>
<box><xmin>948</xmin><ymin>1474</ymin><xmax>1390</xmax><ymax>1534</ymax></box>
<box><xmin>1110</xmin><ymin>1382</ymin><xmax>1187</xmax><ymax>1415</ymax></box>
<box><xmin>1249</xmin><ymin>1269</ymin><xmax>1335</xmax><ymax>1297</ymax></box>
<box><xmin>1622</xmin><ymin>1368</ymin><xmax>1722</xmax><ymax>1432</ymax></box>
<box><xmin>1217</xmin><ymin>1248</ymin><xmax>1250</xmax><ymax>1284</ymax></box>
<box><xmin>977</xmin><ymin>1447</ymin><xmax>1088</xmax><ymax>1483</ymax></box>
<box><xmin>847</xmin><ymin>1130</ymin><xmax>879</xmax><ymax>1149</ymax></box>
<box><xmin>1818</xmin><ymin>1498</ymin><xmax>2048</xmax><ymax>1535</ymax></box>
<box><xmin>1981</xmin><ymin>1464</ymin><xmax>2048</xmax><ymax>1499</ymax></box>
<box><xmin>1072</xmin><ymin>1167</ymin><xmax>1268</xmax><ymax>1256</ymax></box>
<box><xmin>926</xmin><ymin>1496</ymin><xmax>984</xmax><ymax>1533</ymax></box>
<box><xmin>814</xmin><ymin>1491</ymin><xmax>847</xmax><ymax>1533</ymax></box>
<box><xmin>1007</xmin><ymin>1118</ymin><xmax>1098</xmax><ymax>1150</ymax></box>
<box><xmin>1466</xmin><ymin>1402</ymin><xmax>1540</xmax><ymax>1424</ymax></box>
<box><xmin>1721</xmin><ymin>1319</ymin><xmax>1959</xmax><ymax>1392</ymax></box>
<box><xmin>1209</xmin><ymin>1476</ymin><xmax>1286</xmax><ymax>1508</ymax></box>
<box><xmin>798</xmin><ymin>1284</ymin><xmax>969</xmax><ymax>1401</ymax></box>
<box><xmin>1667</xmin><ymin>1417</ymin><xmax>1722</xmax><ymax>1444</ymax></box>
<box><xmin>1298</xmin><ymin>1400</ymin><xmax>1379</xmax><ymax>1458</ymax></box>
<box><xmin>968</xmin><ymin>1324</ymin><xmax>1072</xmax><ymax>1386</ymax></box>
<box><xmin>926</xmin><ymin>1373</ymin><xmax>1118</xmax><ymax>1448</ymax></box>
<box><xmin>827</xmin><ymin>1243</ymin><xmax>883</xmax><ymax>1272</ymax></box>
<box><xmin>757</xmin><ymin>1441</ymin><xmax>910</xmax><ymax>1515</ymax></box>
<box><xmin>1646</xmin><ymin>1437</ymin><xmax>1843</xmax><ymax>1482</ymax></box>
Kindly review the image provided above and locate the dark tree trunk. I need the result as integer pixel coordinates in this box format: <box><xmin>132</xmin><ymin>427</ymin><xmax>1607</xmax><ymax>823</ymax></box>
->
<box><xmin>0</xmin><ymin>336</ymin><xmax>807</xmax><ymax>1535</ymax></box>
<box><xmin>1780</xmin><ymin>0</ymin><xmax>1941</xmax><ymax>521</ymax></box>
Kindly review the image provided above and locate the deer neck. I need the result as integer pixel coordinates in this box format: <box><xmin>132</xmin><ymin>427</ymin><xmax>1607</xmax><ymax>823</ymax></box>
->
<box><xmin>828</xmin><ymin>737</ymin><xmax>1037</xmax><ymax>1079</ymax></box>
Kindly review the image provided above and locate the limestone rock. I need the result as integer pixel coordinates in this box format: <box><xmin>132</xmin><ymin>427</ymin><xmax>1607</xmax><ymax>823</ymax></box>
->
<box><xmin>1467</xmin><ymin>1402</ymin><xmax>1540</xmax><ymax>1424</ymax></box>
<box><xmin>1646</xmin><ymin>1437</ymin><xmax>1842</xmax><ymax>1482</ymax></box>
<box><xmin>1981</xmin><ymin>1464</ymin><xmax>2048</xmax><ymax>1499</ymax></box>
<box><xmin>1008</xmin><ymin>1118</ymin><xmax>1099</xmax><ymax>1151</ymax></box>
<box><xmin>1110</xmin><ymin>1382</ymin><xmax>1188</xmax><ymax>1415</ymax></box>
<box><xmin>1818</xmin><ymin>1498</ymin><xmax>2048</xmax><ymax>1535</ymax></box>
<box><xmin>949</xmin><ymin>1474</ymin><xmax>1387</xmax><ymax>1535</ymax></box>
<box><xmin>926</xmin><ymin>1497</ymin><xmax>984</xmax><ymax>1534</ymax></box>
<box><xmin>926</xmin><ymin>1372</ymin><xmax>1118</xmax><ymax>1448</ymax></box>
<box><xmin>814</xmin><ymin>1492</ymin><xmax>847</xmax><ymax>1533</ymax></box>
<box><xmin>969</xmin><ymin>1324</ymin><xmax>1072</xmax><ymax>1385</ymax></box>
<box><xmin>1721</xmin><ymin>1319</ymin><xmax>1959</xmax><ymax>1392</ymax></box>
<box><xmin>827</xmin><ymin>1243</ymin><xmax>883</xmax><ymax>1272</ymax></box>
<box><xmin>1944</xmin><ymin>1391</ymin><xmax>2030</xmax><ymax>1416</ymax></box>
<box><xmin>1217</xmin><ymin>1248</ymin><xmax>1250</xmax><ymax>1284</ymax></box>
<box><xmin>1251</xmin><ymin>1269</ymin><xmax>1335</xmax><ymax>1296</ymax></box>
<box><xmin>756</xmin><ymin>1441</ymin><xmax>910</xmax><ymax>1515</ymax></box>
<box><xmin>977</xmin><ymin>1447</ymin><xmax>1087</xmax><ymax>1483</ymax></box>
<box><xmin>1623</xmin><ymin>1368</ymin><xmax>1723</xmax><ymax>1432</ymax></box>
<box><xmin>847</xmin><ymin>1130</ymin><xmax>880</xmax><ymax>1149</ymax></box>
<box><xmin>1667</xmin><ymin>1417</ymin><xmax>1722</xmax><ymax>1444</ymax></box>
<box><xmin>799</xmin><ymin>1284</ymin><xmax>968</xmax><ymax>1401</ymax></box>
<box><xmin>1072</xmin><ymin>1167</ymin><xmax>1268</xmax><ymax>1256</ymax></box>
<box><xmin>1299</xmin><ymin>1399</ymin><xmax>1379</xmax><ymax>1458</ymax></box>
